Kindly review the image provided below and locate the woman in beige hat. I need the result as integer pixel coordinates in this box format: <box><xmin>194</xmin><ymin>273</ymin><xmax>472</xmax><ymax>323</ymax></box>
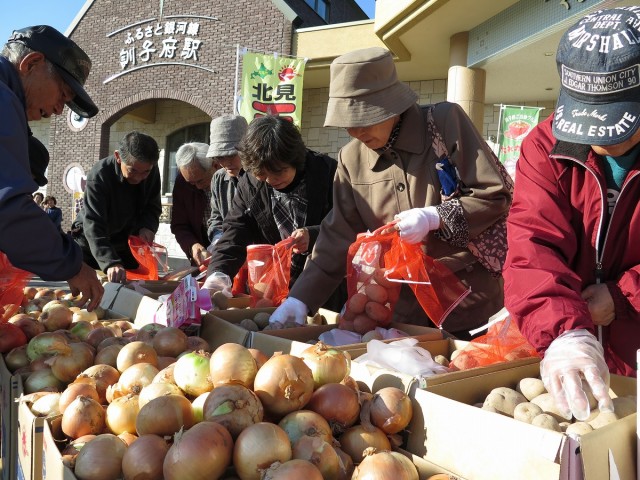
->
<box><xmin>270</xmin><ymin>47</ymin><xmax>513</xmax><ymax>338</ymax></box>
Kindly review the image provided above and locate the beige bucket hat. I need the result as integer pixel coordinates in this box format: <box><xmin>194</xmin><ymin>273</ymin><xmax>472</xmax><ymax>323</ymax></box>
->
<box><xmin>207</xmin><ymin>115</ymin><xmax>248</xmax><ymax>158</ymax></box>
<box><xmin>324</xmin><ymin>47</ymin><xmax>418</xmax><ymax>128</ymax></box>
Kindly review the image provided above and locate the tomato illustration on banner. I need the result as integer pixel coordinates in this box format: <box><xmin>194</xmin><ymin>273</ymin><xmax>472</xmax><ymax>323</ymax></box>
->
<box><xmin>498</xmin><ymin>105</ymin><xmax>542</xmax><ymax>181</ymax></box>
<box><xmin>239</xmin><ymin>51</ymin><xmax>307</xmax><ymax>127</ymax></box>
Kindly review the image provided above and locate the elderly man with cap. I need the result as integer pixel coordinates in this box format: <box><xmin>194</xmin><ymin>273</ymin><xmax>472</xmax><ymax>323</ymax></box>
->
<box><xmin>270</xmin><ymin>47</ymin><xmax>512</xmax><ymax>337</ymax></box>
<box><xmin>504</xmin><ymin>6</ymin><xmax>640</xmax><ymax>421</ymax></box>
<box><xmin>206</xmin><ymin>114</ymin><xmax>248</xmax><ymax>248</ymax></box>
<box><xmin>170</xmin><ymin>142</ymin><xmax>219</xmax><ymax>267</ymax></box>
<box><xmin>0</xmin><ymin>25</ymin><xmax>103</xmax><ymax>310</ymax></box>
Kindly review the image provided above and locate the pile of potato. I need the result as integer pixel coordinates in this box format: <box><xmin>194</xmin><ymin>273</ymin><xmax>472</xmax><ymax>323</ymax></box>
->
<box><xmin>232</xmin><ymin>311</ymin><xmax>326</xmax><ymax>332</ymax></box>
<box><xmin>479</xmin><ymin>377</ymin><xmax>637</xmax><ymax>435</ymax></box>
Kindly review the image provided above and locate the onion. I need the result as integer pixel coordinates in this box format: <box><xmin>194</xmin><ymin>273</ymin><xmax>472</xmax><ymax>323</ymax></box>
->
<box><xmin>262</xmin><ymin>459</ymin><xmax>323</xmax><ymax>480</ymax></box>
<box><xmin>30</xmin><ymin>392</ymin><xmax>62</xmax><ymax>417</ymax></box>
<box><xmin>61</xmin><ymin>395</ymin><xmax>106</xmax><ymax>439</ymax></box>
<box><xmin>185</xmin><ymin>335</ymin><xmax>210</xmax><ymax>352</ymax></box>
<box><xmin>74</xmin><ymin>433</ymin><xmax>127</xmax><ymax>480</ymax></box>
<box><xmin>48</xmin><ymin>342</ymin><xmax>95</xmax><ymax>383</ymax></box>
<box><xmin>96</xmin><ymin>336</ymin><xmax>129</xmax><ymax>352</ymax></box>
<box><xmin>174</xmin><ymin>351</ymin><xmax>213</xmax><ymax>396</ymax></box>
<box><xmin>138</xmin><ymin>382</ymin><xmax>184</xmax><ymax>408</ymax></box>
<box><xmin>369</xmin><ymin>387</ymin><xmax>413</xmax><ymax>434</ymax></box>
<box><xmin>5</xmin><ymin>345</ymin><xmax>30</xmax><ymax>372</ymax></box>
<box><xmin>39</xmin><ymin>304</ymin><xmax>73</xmax><ymax>331</ymax></box>
<box><xmin>335</xmin><ymin>447</ymin><xmax>355</xmax><ymax>479</ymax></box>
<box><xmin>104</xmin><ymin>322</ymin><xmax>123</xmax><ymax>337</ymax></box>
<box><xmin>0</xmin><ymin>322</ymin><xmax>28</xmax><ymax>354</ymax></box>
<box><xmin>112</xmin><ymin>319</ymin><xmax>134</xmax><ymax>332</ymax></box>
<box><xmin>253</xmin><ymin>354</ymin><xmax>314</xmax><ymax>419</ymax></box>
<box><xmin>278</xmin><ymin>410</ymin><xmax>332</xmax><ymax>446</ymax></box>
<box><xmin>8</xmin><ymin>313</ymin><xmax>45</xmax><ymax>339</ymax></box>
<box><xmin>117</xmin><ymin>341</ymin><xmax>159</xmax><ymax>372</ymax></box>
<box><xmin>69</xmin><ymin>321</ymin><xmax>95</xmax><ymax>341</ymax></box>
<box><xmin>153</xmin><ymin>363</ymin><xmax>177</xmax><ymax>385</ymax></box>
<box><xmin>136</xmin><ymin>394</ymin><xmax>195</xmax><ymax>437</ymax></box>
<box><xmin>61</xmin><ymin>434</ymin><xmax>96</xmax><ymax>457</ymax></box>
<box><xmin>248</xmin><ymin>348</ymin><xmax>269</xmax><ymax>369</ymax></box>
<box><xmin>24</xmin><ymin>286</ymin><xmax>38</xmax><ymax>299</ymax></box>
<box><xmin>163</xmin><ymin>421</ymin><xmax>233</xmax><ymax>479</ymax></box>
<box><xmin>118</xmin><ymin>431</ymin><xmax>138</xmax><ymax>446</ymax></box>
<box><xmin>26</xmin><ymin>332</ymin><xmax>71</xmax><ymax>361</ymax></box>
<box><xmin>106</xmin><ymin>394</ymin><xmax>140</xmax><ymax>435</ymax></box>
<box><xmin>94</xmin><ymin>344</ymin><xmax>124</xmax><ymax>368</ymax></box>
<box><xmin>306</xmin><ymin>383</ymin><xmax>360</xmax><ymax>435</ymax></box>
<box><xmin>77</xmin><ymin>364</ymin><xmax>120</xmax><ymax>404</ymax></box>
<box><xmin>85</xmin><ymin>327</ymin><xmax>116</xmax><ymax>349</ymax></box>
<box><xmin>300</xmin><ymin>342</ymin><xmax>351</xmax><ymax>389</ymax></box>
<box><xmin>122</xmin><ymin>434</ymin><xmax>169</xmax><ymax>480</ymax></box>
<box><xmin>292</xmin><ymin>435</ymin><xmax>344</xmax><ymax>480</ymax></box>
<box><xmin>352</xmin><ymin>448</ymin><xmax>419</xmax><ymax>480</ymax></box>
<box><xmin>202</xmin><ymin>383</ymin><xmax>263</xmax><ymax>438</ymax></box>
<box><xmin>233</xmin><ymin>422</ymin><xmax>292</xmax><ymax>480</ymax></box>
<box><xmin>338</xmin><ymin>425</ymin><xmax>391</xmax><ymax>464</ymax></box>
<box><xmin>72</xmin><ymin>309</ymin><xmax>98</xmax><ymax>324</ymax></box>
<box><xmin>152</xmin><ymin>327</ymin><xmax>188</xmax><ymax>357</ymax></box>
<box><xmin>192</xmin><ymin>392</ymin><xmax>210</xmax><ymax>422</ymax></box>
<box><xmin>157</xmin><ymin>356</ymin><xmax>176</xmax><ymax>369</ymax></box>
<box><xmin>135</xmin><ymin>323</ymin><xmax>165</xmax><ymax>343</ymax></box>
<box><xmin>209</xmin><ymin>343</ymin><xmax>258</xmax><ymax>388</ymax></box>
<box><xmin>24</xmin><ymin>368</ymin><xmax>65</xmax><ymax>393</ymax></box>
<box><xmin>118</xmin><ymin>362</ymin><xmax>159</xmax><ymax>395</ymax></box>
<box><xmin>59</xmin><ymin>383</ymin><xmax>100</xmax><ymax>414</ymax></box>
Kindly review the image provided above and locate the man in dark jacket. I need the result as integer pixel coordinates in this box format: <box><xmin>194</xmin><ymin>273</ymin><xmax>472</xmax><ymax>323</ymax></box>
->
<box><xmin>0</xmin><ymin>25</ymin><xmax>103</xmax><ymax>310</ymax></box>
<box><xmin>73</xmin><ymin>131</ymin><xmax>161</xmax><ymax>283</ymax></box>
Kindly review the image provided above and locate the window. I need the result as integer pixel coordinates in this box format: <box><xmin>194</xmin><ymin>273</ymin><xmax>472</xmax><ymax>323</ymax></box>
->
<box><xmin>163</xmin><ymin>123</ymin><xmax>209</xmax><ymax>194</ymax></box>
<box><xmin>304</xmin><ymin>0</ymin><xmax>330</xmax><ymax>22</ymax></box>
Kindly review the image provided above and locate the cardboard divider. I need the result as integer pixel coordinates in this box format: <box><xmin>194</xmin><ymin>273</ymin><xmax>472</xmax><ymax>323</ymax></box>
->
<box><xmin>41</xmin><ymin>416</ymin><xmax>76</xmax><ymax>480</ymax></box>
<box><xmin>99</xmin><ymin>282</ymin><xmax>163</xmax><ymax>327</ymax></box>
<box><xmin>16</xmin><ymin>375</ymin><xmax>46</xmax><ymax>480</ymax></box>
<box><xmin>405</xmin><ymin>361</ymin><xmax>637</xmax><ymax>480</ymax></box>
<box><xmin>0</xmin><ymin>355</ymin><xmax>19</xmax><ymax>480</ymax></box>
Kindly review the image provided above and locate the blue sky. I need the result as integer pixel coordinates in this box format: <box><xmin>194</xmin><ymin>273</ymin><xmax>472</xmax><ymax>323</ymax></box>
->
<box><xmin>0</xmin><ymin>0</ymin><xmax>375</xmax><ymax>43</ymax></box>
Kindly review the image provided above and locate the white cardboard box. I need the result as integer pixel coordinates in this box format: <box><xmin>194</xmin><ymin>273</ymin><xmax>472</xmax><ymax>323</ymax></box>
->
<box><xmin>405</xmin><ymin>361</ymin><xmax>636</xmax><ymax>480</ymax></box>
<box><xmin>100</xmin><ymin>282</ymin><xmax>163</xmax><ymax>326</ymax></box>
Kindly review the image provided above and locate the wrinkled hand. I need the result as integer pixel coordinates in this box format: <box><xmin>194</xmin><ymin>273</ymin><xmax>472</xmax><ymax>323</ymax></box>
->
<box><xmin>290</xmin><ymin>228</ymin><xmax>310</xmax><ymax>254</ymax></box>
<box><xmin>107</xmin><ymin>264</ymin><xmax>127</xmax><ymax>283</ymax></box>
<box><xmin>190</xmin><ymin>243</ymin><xmax>211</xmax><ymax>267</ymax></box>
<box><xmin>581</xmin><ymin>284</ymin><xmax>615</xmax><ymax>326</ymax></box>
<box><xmin>203</xmin><ymin>271</ymin><xmax>232</xmax><ymax>297</ymax></box>
<box><xmin>68</xmin><ymin>263</ymin><xmax>104</xmax><ymax>311</ymax></box>
<box><xmin>269</xmin><ymin>297</ymin><xmax>308</xmax><ymax>325</ymax></box>
<box><xmin>540</xmin><ymin>329</ymin><xmax>613</xmax><ymax>421</ymax></box>
<box><xmin>138</xmin><ymin>228</ymin><xmax>155</xmax><ymax>244</ymax></box>
<box><xmin>394</xmin><ymin>207</ymin><xmax>441</xmax><ymax>244</ymax></box>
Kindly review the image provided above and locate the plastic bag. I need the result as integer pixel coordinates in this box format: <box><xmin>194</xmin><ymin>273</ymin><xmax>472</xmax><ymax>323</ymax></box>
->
<box><xmin>354</xmin><ymin>338</ymin><xmax>450</xmax><ymax>377</ymax></box>
<box><xmin>246</xmin><ymin>238</ymin><xmax>294</xmax><ymax>307</ymax></box>
<box><xmin>0</xmin><ymin>252</ymin><xmax>32</xmax><ymax>322</ymax></box>
<box><xmin>339</xmin><ymin>224</ymin><xmax>469</xmax><ymax>333</ymax></box>
<box><xmin>449</xmin><ymin>308</ymin><xmax>539</xmax><ymax>370</ymax></box>
<box><xmin>126</xmin><ymin>236</ymin><xmax>169</xmax><ymax>281</ymax></box>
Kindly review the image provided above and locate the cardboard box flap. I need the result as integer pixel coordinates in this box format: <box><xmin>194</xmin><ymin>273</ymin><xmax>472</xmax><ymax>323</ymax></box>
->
<box><xmin>579</xmin><ymin>414</ymin><xmax>636</xmax><ymax>480</ymax></box>
<box><xmin>99</xmin><ymin>282</ymin><xmax>124</xmax><ymax>310</ymax></box>
<box><xmin>101</xmin><ymin>283</ymin><xmax>163</xmax><ymax>325</ymax></box>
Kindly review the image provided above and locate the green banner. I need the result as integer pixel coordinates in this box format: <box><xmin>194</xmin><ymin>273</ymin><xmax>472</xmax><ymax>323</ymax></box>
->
<box><xmin>239</xmin><ymin>52</ymin><xmax>306</xmax><ymax>127</ymax></box>
<box><xmin>498</xmin><ymin>106</ymin><xmax>541</xmax><ymax>178</ymax></box>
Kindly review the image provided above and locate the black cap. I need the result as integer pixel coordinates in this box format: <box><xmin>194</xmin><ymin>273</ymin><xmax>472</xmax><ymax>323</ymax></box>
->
<box><xmin>8</xmin><ymin>25</ymin><xmax>98</xmax><ymax>118</ymax></box>
<box><xmin>28</xmin><ymin>133</ymin><xmax>49</xmax><ymax>186</ymax></box>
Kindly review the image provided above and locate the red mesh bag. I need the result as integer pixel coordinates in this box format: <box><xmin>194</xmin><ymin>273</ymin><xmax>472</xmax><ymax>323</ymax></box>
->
<box><xmin>126</xmin><ymin>236</ymin><xmax>168</xmax><ymax>281</ymax></box>
<box><xmin>339</xmin><ymin>224</ymin><xmax>469</xmax><ymax>334</ymax></box>
<box><xmin>449</xmin><ymin>309</ymin><xmax>539</xmax><ymax>370</ymax></box>
<box><xmin>0</xmin><ymin>252</ymin><xmax>33</xmax><ymax>322</ymax></box>
<box><xmin>246</xmin><ymin>238</ymin><xmax>294</xmax><ymax>307</ymax></box>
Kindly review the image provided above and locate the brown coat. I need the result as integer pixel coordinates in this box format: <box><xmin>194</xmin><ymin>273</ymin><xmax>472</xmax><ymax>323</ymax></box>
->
<box><xmin>290</xmin><ymin>102</ymin><xmax>511</xmax><ymax>333</ymax></box>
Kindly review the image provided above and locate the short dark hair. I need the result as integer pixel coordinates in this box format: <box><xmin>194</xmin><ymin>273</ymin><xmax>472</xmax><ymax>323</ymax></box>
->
<box><xmin>44</xmin><ymin>195</ymin><xmax>56</xmax><ymax>205</ymax></box>
<box><xmin>238</xmin><ymin>116</ymin><xmax>306</xmax><ymax>176</ymax></box>
<box><xmin>118</xmin><ymin>131</ymin><xmax>159</xmax><ymax>165</ymax></box>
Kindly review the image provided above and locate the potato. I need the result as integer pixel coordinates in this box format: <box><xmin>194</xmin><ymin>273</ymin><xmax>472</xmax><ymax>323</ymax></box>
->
<box><xmin>612</xmin><ymin>395</ymin><xmax>637</xmax><ymax>418</ymax></box>
<box><xmin>481</xmin><ymin>404</ymin><xmax>499</xmax><ymax>414</ymax></box>
<box><xmin>516</xmin><ymin>377</ymin><xmax>546</xmax><ymax>401</ymax></box>
<box><xmin>211</xmin><ymin>291</ymin><xmax>229</xmax><ymax>310</ymax></box>
<box><xmin>513</xmin><ymin>402</ymin><xmax>543</xmax><ymax>424</ymax></box>
<box><xmin>239</xmin><ymin>318</ymin><xmax>259</xmax><ymax>331</ymax></box>
<box><xmin>530</xmin><ymin>393</ymin><xmax>568</xmax><ymax>422</ymax></box>
<box><xmin>364</xmin><ymin>284</ymin><xmax>388</xmax><ymax>304</ymax></box>
<box><xmin>348</xmin><ymin>293</ymin><xmax>368</xmax><ymax>314</ymax></box>
<box><xmin>353</xmin><ymin>314</ymin><xmax>377</xmax><ymax>334</ymax></box>
<box><xmin>565</xmin><ymin>422</ymin><xmax>593</xmax><ymax>437</ymax></box>
<box><xmin>483</xmin><ymin>387</ymin><xmax>527</xmax><ymax>416</ymax></box>
<box><xmin>588</xmin><ymin>411</ymin><xmax>619</xmax><ymax>429</ymax></box>
<box><xmin>373</xmin><ymin>268</ymin><xmax>395</xmax><ymax>288</ymax></box>
<box><xmin>531</xmin><ymin>413</ymin><xmax>562</xmax><ymax>432</ymax></box>
<box><xmin>364</xmin><ymin>301</ymin><xmax>391</xmax><ymax>324</ymax></box>
<box><xmin>253</xmin><ymin>312</ymin><xmax>271</xmax><ymax>329</ymax></box>
<box><xmin>255</xmin><ymin>298</ymin><xmax>274</xmax><ymax>308</ymax></box>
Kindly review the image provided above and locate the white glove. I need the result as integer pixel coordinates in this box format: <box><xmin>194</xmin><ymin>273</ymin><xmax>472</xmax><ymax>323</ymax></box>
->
<box><xmin>202</xmin><ymin>271</ymin><xmax>232</xmax><ymax>297</ymax></box>
<box><xmin>394</xmin><ymin>207</ymin><xmax>440</xmax><ymax>244</ymax></box>
<box><xmin>269</xmin><ymin>297</ymin><xmax>308</xmax><ymax>325</ymax></box>
<box><xmin>540</xmin><ymin>329</ymin><xmax>613</xmax><ymax>421</ymax></box>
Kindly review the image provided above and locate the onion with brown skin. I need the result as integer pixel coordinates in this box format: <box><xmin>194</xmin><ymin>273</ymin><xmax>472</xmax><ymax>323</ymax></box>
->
<box><xmin>351</xmin><ymin>448</ymin><xmax>419</xmax><ymax>480</ymax></box>
<box><xmin>136</xmin><ymin>394</ymin><xmax>195</xmax><ymax>437</ymax></box>
<box><xmin>74</xmin><ymin>433</ymin><xmax>127</xmax><ymax>480</ymax></box>
<box><xmin>163</xmin><ymin>421</ymin><xmax>233</xmax><ymax>480</ymax></box>
<box><xmin>209</xmin><ymin>343</ymin><xmax>258</xmax><ymax>388</ymax></box>
<box><xmin>69</xmin><ymin>321</ymin><xmax>95</xmax><ymax>341</ymax></box>
<box><xmin>61</xmin><ymin>395</ymin><xmax>106</xmax><ymax>439</ymax></box>
<box><xmin>117</xmin><ymin>431</ymin><xmax>138</xmax><ymax>446</ymax></box>
<box><xmin>94</xmin><ymin>344</ymin><xmax>124</xmax><ymax>368</ymax></box>
<box><xmin>24</xmin><ymin>368</ymin><xmax>65</xmax><ymax>394</ymax></box>
<box><xmin>233</xmin><ymin>422</ymin><xmax>292</xmax><ymax>480</ymax></box>
<box><xmin>77</xmin><ymin>364</ymin><xmax>120</xmax><ymax>404</ymax></box>
<box><xmin>96</xmin><ymin>336</ymin><xmax>129</xmax><ymax>352</ymax></box>
<box><xmin>85</xmin><ymin>327</ymin><xmax>116</xmax><ymax>350</ymax></box>
<box><xmin>117</xmin><ymin>362</ymin><xmax>159</xmax><ymax>396</ymax></box>
<box><xmin>59</xmin><ymin>383</ymin><xmax>100</xmax><ymax>414</ymax></box>
<box><xmin>152</xmin><ymin>327</ymin><xmax>188</xmax><ymax>357</ymax></box>
<box><xmin>122</xmin><ymin>434</ymin><xmax>169</xmax><ymax>480</ymax></box>
<box><xmin>338</xmin><ymin>425</ymin><xmax>391</xmax><ymax>464</ymax></box>
<box><xmin>248</xmin><ymin>348</ymin><xmax>269</xmax><ymax>370</ymax></box>
<box><xmin>8</xmin><ymin>313</ymin><xmax>45</xmax><ymax>340</ymax></box>
<box><xmin>369</xmin><ymin>387</ymin><xmax>413</xmax><ymax>434</ymax></box>
<box><xmin>116</xmin><ymin>341</ymin><xmax>159</xmax><ymax>372</ymax></box>
<box><xmin>4</xmin><ymin>345</ymin><xmax>30</xmax><ymax>372</ymax></box>
<box><xmin>135</xmin><ymin>323</ymin><xmax>165</xmax><ymax>343</ymax></box>
<box><xmin>106</xmin><ymin>394</ymin><xmax>140</xmax><ymax>435</ymax></box>
<box><xmin>278</xmin><ymin>410</ymin><xmax>333</xmax><ymax>446</ymax></box>
<box><xmin>300</xmin><ymin>342</ymin><xmax>351</xmax><ymax>389</ymax></box>
<box><xmin>157</xmin><ymin>356</ymin><xmax>176</xmax><ymax>369</ymax></box>
<box><xmin>253</xmin><ymin>354</ymin><xmax>314</xmax><ymax>420</ymax></box>
<box><xmin>26</xmin><ymin>331</ymin><xmax>71</xmax><ymax>361</ymax></box>
<box><xmin>152</xmin><ymin>362</ymin><xmax>177</xmax><ymax>385</ymax></box>
<box><xmin>306</xmin><ymin>383</ymin><xmax>360</xmax><ymax>435</ymax></box>
<box><xmin>185</xmin><ymin>335</ymin><xmax>211</xmax><ymax>352</ymax></box>
<box><xmin>262</xmin><ymin>459</ymin><xmax>323</xmax><ymax>480</ymax></box>
<box><xmin>292</xmin><ymin>435</ymin><xmax>345</xmax><ymax>480</ymax></box>
<box><xmin>202</xmin><ymin>383</ymin><xmax>264</xmax><ymax>438</ymax></box>
<box><xmin>39</xmin><ymin>304</ymin><xmax>73</xmax><ymax>331</ymax></box>
<box><xmin>48</xmin><ymin>342</ymin><xmax>95</xmax><ymax>383</ymax></box>
<box><xmin>138</xmin><ymin>382</ymin><xmax>184</xmax><ymax>408</ymax></box>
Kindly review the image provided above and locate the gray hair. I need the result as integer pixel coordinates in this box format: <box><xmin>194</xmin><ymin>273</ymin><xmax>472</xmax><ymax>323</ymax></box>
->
<box><xmin>1</xmin><ymin>41</ymin><xmax>31</xmax><ymax>63</ymax></box>
<box><xmin>176</xmin><ymin>142</ymin><xmax>215</xmax><ymax>171</ymax></box>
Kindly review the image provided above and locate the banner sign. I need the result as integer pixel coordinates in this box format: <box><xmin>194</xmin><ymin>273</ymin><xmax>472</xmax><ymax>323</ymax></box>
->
<box><xmin>498</xmin><ymin>105</ymin><xmax>542</xmax><ymax>178</ymax></box>
<box><xmin>239</xmin><ymin>51</ymin><xmax>306</xmax><ymax>127</ymax></box>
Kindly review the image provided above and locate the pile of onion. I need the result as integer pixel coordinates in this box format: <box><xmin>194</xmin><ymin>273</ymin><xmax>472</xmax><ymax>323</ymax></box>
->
<box><xmin>351</xmin><ymin>448</ymin><xmax>419</xmax><ymax>480</ymax></box>
<box><xmin>74</xmin><ymin>433</ymin><xmax>127</xmax><ymax>480</ymax></box>
<box><xmin>209</xmin><ymin>342</ymin><xmax>258</xmax><ymax>388</ymax></box>
<box><xmin>233</xmin><ymin>422</ymin><xmax>292</xmax><ymax>480</ymax></box>
<box><xmin>202</xmin><ymin>383</ymin><xmax>263</xmax><ymax>438</ymax></box>
<box><xmin>369</xmin><ymin>387</ymin><xmax>413</xmax><ymax>434</ymax></box>
<box><xmin>300</xmin><ymin>342</ymin><xmax>351</xmax><ymax>388</ymax></box>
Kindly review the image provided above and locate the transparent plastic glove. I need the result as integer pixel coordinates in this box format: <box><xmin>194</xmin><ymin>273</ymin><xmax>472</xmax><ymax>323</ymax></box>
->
<box><xmin>202</xmin><ymin>271</ymin><xmax>232</xmax><ymax>297</ymax></box>
<box><xmin>269</xmin><ymin>297</ymin><xmax>308</xmax><ymax>325</ymax></box>
<box><xmin>206</xmin><ymin>238</ymin><xmax>219</xmax><ymax>254</ymax></box>
<box><xmin>540</xmin><ymin>329</ymin><xmax>613</xmax><ymax>421</ymax></box>
<box><xmin>394</xmin><ymin>207</ymin><xmax>440</xmax><ymax>244</ymax></box>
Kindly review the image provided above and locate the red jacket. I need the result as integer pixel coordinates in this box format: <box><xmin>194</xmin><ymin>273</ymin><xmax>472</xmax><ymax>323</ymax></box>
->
<box><xmin>503</xmin><ymin>115</ymin><xmax>640</xmax><ymax>376</ymax></box>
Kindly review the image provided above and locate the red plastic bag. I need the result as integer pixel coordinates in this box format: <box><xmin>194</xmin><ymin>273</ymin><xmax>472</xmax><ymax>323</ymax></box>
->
<box><xmin>339</xmin><ymin>224</ymin><xmax>469</xmax><ymax>334</ymax></box>
<box><xmin>126</xmin><ymin>236</ymin><xmax>168</xmax><ymax>281</ymax></box>
<box><xmin>246</xmin><ymin>238</ymin><xmax>294</xmax><ymax>307</ymax></box>
<box><xmin>449</xmin><ymin>308</ymin><xmax>539</xmax><ymax>370</ymax></box>
<box><xmin>0</xmin><ymin>252</ymin><xmax>32</xmax><ymax>322</ymax></box>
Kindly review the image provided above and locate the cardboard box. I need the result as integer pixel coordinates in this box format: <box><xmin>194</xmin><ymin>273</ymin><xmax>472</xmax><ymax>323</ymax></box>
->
<box><xmin>395</xmin><ymin>448</ymin><xmax>462</xmax><ymax>479</ymax></box>
<box><xmin>124</xmin><ymin>280</ymin><xmax>181</xmax><ymax>300</ymax></box>
<box><xmin>405</xmin><ymin>361</ymin><xmax>637</xmax><ymax>480</ymax></box>
<box><xmin>1</xmin><ymin>355</ymin><xmax>20</xmax><ymax>480</ymax></box>
<box><xmin>100</xmin><ymin>282</ymin><xmax>163</xmax><ymax>327</ymax></box>
<box><xmin>16</xmin><ymin>376</ymin><xmax>45</xmax><ymax>480</ymax></box>
<box><xmin>41</xmin><ymin>416</ymin><xmax>76</xmax><ymax>480</ymax></box>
